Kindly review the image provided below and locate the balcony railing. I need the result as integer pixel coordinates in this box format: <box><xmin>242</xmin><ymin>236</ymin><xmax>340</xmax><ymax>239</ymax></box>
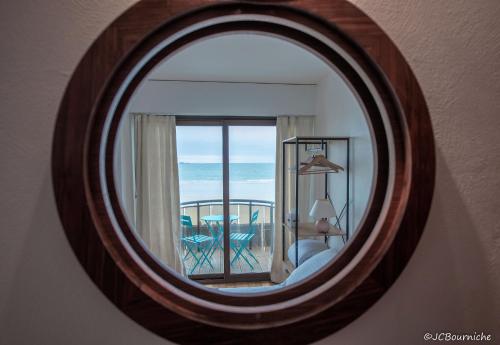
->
<box><xmin>180</xmin><ymin>199</ymin><xmax>275</xmax><ymax>248</ymax></box>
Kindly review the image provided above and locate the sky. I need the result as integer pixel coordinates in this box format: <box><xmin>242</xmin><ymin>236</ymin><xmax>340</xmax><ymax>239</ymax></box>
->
<box><xmin>176</xmin><ymin>126</ymin><xmax>276</xmax><ymax>163</ymax></box>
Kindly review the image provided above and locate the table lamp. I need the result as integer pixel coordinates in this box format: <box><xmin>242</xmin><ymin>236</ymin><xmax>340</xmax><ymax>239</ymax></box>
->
<box><xmin>309</xmin><ymin>198</ymin><xmax>336</xmax><ymax>233</ymax></box>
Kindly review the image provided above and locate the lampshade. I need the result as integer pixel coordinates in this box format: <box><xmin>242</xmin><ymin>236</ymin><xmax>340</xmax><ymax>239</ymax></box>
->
<box><xmin>309</xmin><ymin>199</ymin><xmax>336</xmax><ymax>219</ymax></box>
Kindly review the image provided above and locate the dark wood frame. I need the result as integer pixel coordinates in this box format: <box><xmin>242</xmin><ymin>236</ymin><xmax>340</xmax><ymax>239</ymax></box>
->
<box><xmin>52</xmin><ymin>1</ymin><xmax>435</xmax><ymax>344</ymax></box>
<box><xmin>176</xmin><ymin>116</ymin><xmax>276</xmax><ymax>283</ymax></box>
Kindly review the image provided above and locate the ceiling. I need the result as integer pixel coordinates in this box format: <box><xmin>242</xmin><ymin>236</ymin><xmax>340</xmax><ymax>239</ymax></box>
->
<box><xmin>148</xmin><ymin>33</ymin><xmax>333</xmax><ymax>84</ymax></box>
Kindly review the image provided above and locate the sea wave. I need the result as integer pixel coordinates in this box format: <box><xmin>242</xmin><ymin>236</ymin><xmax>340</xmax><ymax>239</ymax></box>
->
<box><xmin>180</xmin><ymin>179</ymin><xmax>274</xmax><ymax>184</ymax></box>
<box><xmin>232</xmin><ymin>179</ymin><xmax>274</xmax><ymax>184</ymax></box>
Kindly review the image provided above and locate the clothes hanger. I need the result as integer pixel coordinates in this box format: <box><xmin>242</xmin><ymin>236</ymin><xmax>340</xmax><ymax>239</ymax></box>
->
<box><xmin>298</xmin><ymin>154</ymin><xmax>344</xmax><ymax>175</ymax></box>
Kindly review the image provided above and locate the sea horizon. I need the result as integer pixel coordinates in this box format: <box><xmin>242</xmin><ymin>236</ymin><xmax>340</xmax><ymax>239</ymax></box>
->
<box><xmin>178</xmin><ymin>162</ymin><xmax>275</xmax><ymax>203</ymax></box>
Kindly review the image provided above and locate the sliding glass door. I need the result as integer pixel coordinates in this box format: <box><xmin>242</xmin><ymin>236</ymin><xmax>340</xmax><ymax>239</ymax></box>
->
<box><xmin>177</xmin><ymin>118</ymin><xmax>276</xmax><ymax>282</ymax></box>
<box><xmin>229</xmin><ymin>126</ymin><xmax>276</xmax><ymax>274</ymax></box>
<box><xmin>176</xmin><ymin>125</ymin><xmax>224</xmax><ymax>276</ymax></box>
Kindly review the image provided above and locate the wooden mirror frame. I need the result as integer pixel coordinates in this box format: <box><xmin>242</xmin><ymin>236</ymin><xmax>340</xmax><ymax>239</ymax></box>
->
<box><xmin>52</xmin><ymin>1</ymin><xmax>435</xmax><ymax>343</ymax></box>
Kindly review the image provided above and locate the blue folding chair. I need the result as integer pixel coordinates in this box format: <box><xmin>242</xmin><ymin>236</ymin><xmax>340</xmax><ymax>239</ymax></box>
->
<box><xmin>230</xmin><ymin>210</ymin><xmax>260</xmax><ymax>270</ymax></box>
<box><xmin>180</xmin><ymin>215</ymin><xmax>214</xmax><ymax>274</ymax></box>
<box><xmin>198</xmin><ymin>219</ymin><xmax>224</xmax><ymax>270</ymax></box>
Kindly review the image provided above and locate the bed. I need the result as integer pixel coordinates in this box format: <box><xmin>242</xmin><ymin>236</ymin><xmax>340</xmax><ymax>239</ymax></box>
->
<box><xmin>218</xmin><ymin>247</ymin><xmax>339</xmax><ymax>294</ymax></box>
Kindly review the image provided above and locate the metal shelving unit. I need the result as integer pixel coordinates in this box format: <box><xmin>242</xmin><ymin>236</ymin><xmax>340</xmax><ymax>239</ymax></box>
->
<box><xmin>281</xmin><ymin>136</ymin><xmax>350</xmax><ymax>268</ymax></box>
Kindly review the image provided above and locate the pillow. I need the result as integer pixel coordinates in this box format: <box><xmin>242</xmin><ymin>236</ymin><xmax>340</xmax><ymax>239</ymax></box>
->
<box><xmin>285</xmin><ymin>248</ymin><xmax>339</xmax><ymax>286</ymax></box>
<box><xmin>287</xmin><ymin>239</ymin><xmax>329</xmax><ymax>267</ymax></box>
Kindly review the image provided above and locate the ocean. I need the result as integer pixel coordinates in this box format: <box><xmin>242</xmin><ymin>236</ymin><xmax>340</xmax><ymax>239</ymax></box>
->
<box><xmin>178</xmin><ymin>163</ymin><xmax>275</xmax><ymax>203</ymax></box>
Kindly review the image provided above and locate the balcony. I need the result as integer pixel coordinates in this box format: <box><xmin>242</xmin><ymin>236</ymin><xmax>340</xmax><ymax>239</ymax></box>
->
<box><xmin>180</xmin><ymin>199</ymin><xmax>275</xmax><ymax>275</ymax></box>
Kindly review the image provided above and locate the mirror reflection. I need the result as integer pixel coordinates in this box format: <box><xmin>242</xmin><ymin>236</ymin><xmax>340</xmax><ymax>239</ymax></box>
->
<box><xmin>114</xmin><ymin>33</ymin><xmax>374</xmax><ymax>293</ymax></box>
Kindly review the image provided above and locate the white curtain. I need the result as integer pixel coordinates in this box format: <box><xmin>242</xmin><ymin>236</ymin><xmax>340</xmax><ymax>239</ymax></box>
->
<box><xmin>134</xmin><ymin>114</ymin><xmax>184</xmax><ymax>275</ymax></box>
<box><xmin>271</xmin><ymin>116</ymin><xmax>315</xmax><ymax>283</ymax></box>
<box><xmin>114</xmin><ymin>113</ymin><xmax>136</xmax><ymax>224</ymax></box>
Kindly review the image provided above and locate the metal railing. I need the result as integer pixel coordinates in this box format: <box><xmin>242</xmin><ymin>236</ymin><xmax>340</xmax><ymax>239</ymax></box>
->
<box><xmin>180</xmin><ymin>199</ymin><xmax>275</xmax><ymax>248</ymax></box>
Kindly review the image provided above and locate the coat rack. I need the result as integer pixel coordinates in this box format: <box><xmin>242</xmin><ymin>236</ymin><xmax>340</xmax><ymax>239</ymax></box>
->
<box><xmin>282</xmin><ymin>136</ymin><xmax>350</xmax><ymax>268</ymax></box>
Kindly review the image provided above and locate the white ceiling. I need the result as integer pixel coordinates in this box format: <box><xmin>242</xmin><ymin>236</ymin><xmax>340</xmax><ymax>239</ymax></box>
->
<box><xmin>149</xmin><ymin>34</ymin><xmax>333</xmax><ymax>84</ymax></box>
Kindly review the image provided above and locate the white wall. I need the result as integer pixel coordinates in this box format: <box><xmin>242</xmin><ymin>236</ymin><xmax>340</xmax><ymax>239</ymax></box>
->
<box><xmin>1</xmin><ymin>1</ymin><xmax>499</xmax><ymax>344</ymax></box>
<box><xmin>130</xmin><ymin>80</ymin><xmax>317</xmax><ymax>116</ymax></box>
<box><xmin>314</xmin><ymin>72</ymin><xmax>374</xmax><ymax>250</ymax></box>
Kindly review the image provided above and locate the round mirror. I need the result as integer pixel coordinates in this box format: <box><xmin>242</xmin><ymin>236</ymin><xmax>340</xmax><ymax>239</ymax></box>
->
<box><xmin>113</xmin><ymin>32</ymin><xmax>376</xmax><ymax>293</ymax></box>
<box><xmin>52</xmin><ymin>1</ymin><xmax>434</xmax><ymax>342</ymax></box>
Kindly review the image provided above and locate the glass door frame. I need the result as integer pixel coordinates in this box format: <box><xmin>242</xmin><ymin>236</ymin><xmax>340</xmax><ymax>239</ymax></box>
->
<box><xmin>176</xmin><ymin>116</ymin><xmax>276</xmax><ymax>284</ymax></box>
